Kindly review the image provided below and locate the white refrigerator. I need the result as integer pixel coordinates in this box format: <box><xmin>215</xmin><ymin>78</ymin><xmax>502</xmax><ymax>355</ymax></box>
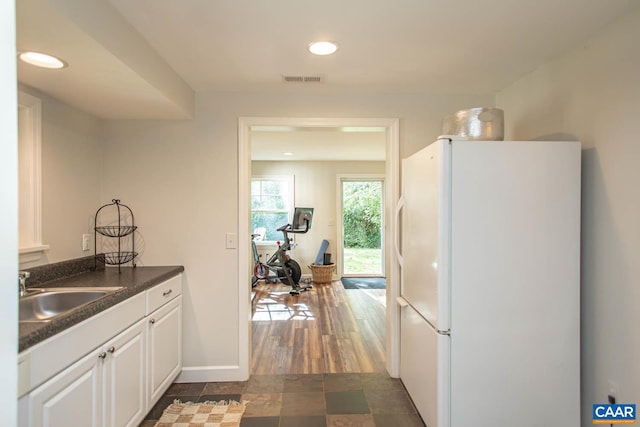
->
<box><xmin>396</xmin><ymin>137</ymin><xmax>581</xmax><ymax>427</ymax></box>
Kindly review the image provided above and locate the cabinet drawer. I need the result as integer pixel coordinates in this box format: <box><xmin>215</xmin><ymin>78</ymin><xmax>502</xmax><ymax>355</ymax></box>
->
<box><xmin>146</xmin><ymin>274</ymin><xmax>182</xmax><ymax>315</ymax></box>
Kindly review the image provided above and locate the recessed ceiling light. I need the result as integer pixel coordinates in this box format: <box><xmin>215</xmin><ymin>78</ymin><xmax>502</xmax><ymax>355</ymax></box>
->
<box><xmin>308</xmin><ymin>41</ymin><xmax>339</xmax><ymax>56</ymax></box>
<box><xmin>18</xmin><ymin>51</ymin><xmax>66</xmax><ymax>69</ymax></box>
<box><xmin>283</xmin><ymin>152</ymin><xmax>294</xmax><ymax>156</ymax></box>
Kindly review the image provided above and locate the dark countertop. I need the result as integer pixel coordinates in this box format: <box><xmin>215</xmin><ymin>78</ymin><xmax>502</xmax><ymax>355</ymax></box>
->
<box><xmin>19</xmin><ymin>265</ymin><xmax>184</xmax><ymax>352</ymax></box>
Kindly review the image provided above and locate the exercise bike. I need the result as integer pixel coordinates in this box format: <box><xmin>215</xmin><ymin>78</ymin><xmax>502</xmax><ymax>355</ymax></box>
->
<box><xmin>252</xmin><ymin>207</ymin><xmax>314</xmax><ymax>296</ymax></box>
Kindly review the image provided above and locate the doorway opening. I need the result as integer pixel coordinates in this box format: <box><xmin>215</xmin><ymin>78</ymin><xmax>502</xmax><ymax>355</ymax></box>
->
<box><xmin>239</xmin><ymin>117</ymin><xmax>400</xmax><ymax>379</ymax></box>
<box><xmin>339</xmin><ymin>177</ymin><xmax>385</xmax><ymax>278</ymax></box>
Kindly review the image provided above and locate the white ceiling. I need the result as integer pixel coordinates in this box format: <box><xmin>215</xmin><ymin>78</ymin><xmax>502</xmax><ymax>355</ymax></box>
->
<box><xmin>251</xmin><ymin>127</ymin><xmax>387</xmax><ymax>161</ymax></box>
<box><xmin>108</xmin><ymin>0</ymin><xmax>638</xmax><ymax>94</ymax></box>
<box><xmin>15</xmin><ymin>0</ymin><xmax>639</xmax><ymax>158</ymax></box>
<box><xmin>17</xmin><ymin>0</ymin><xmax>195</xmax><ymax>119</ymax></box>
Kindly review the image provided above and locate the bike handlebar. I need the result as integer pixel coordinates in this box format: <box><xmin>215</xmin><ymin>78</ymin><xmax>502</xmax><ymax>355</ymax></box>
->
<box><xmin>276</xmin><ymin>219</ymin><xmax>311</xmax><ymax>234</ymax></box>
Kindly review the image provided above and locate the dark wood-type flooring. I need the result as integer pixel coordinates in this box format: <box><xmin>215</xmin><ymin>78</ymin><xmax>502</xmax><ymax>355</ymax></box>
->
<box><xmin>251</xmin><ymin>280</ymin><xmax>387</xmax><ymax>375</ymax></box>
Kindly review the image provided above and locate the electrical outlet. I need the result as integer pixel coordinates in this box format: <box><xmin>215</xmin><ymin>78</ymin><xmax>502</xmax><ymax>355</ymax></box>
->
<box><xmin>82</xmin><ymin>234</ymin><xmax>91</xmax><ymax>251</ymax></box>
<box><xmin>608</xmin><ymin>380</ymin><xmax>620</xmax><ymax>403</ymax></box>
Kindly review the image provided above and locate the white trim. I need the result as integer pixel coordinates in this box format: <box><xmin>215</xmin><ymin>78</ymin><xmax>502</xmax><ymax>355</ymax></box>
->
<box><xmin>254</xmin><ymin>241</ymin><xmax>279</xmax><ymax>247</ymax></box>
<box><xmin>336</xmin><ymin>174</ymin><xmax>385</xmax><ymax>278</ymax></box>
<box><xmin>18</xmin><ymin>91</ymin><xmax>47</xmax><ymax>266</ymax></box>
<box><xmin>237</xmin><ymin>118</ymin><xmax>251</xmax><ymax>381</ymax></box>
<box><xmin>1</xmin><ymin>1</ymin><xmax>18</xmax><ymax>418</ymax></box>
<box><xmin>385</xmin><ymin>119</ymin><xmax>401</xmax><ymax>377</ymax></box>
<box><xmin>19</xmin><ymin>245</ymin><xmax>50</xmax><ymax>254</ymax></box>
<box><xmin>18</xmin><ymin>245</ymin><xmax>50</xmax><ymax>265</ymax></box>
<box><xmin>238</xmin><ymin>116</ymin><xmax>400</xmax><ymax>378</ymax></box>
<box><xmin>175</xmin><ymin>365</ymin><xmax>245</xmax><ymax>383</ymax></box>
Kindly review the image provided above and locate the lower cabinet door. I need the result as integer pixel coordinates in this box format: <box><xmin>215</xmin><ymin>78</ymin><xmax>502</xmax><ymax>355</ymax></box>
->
<box><xmin>147</xmin><ymin>296</ymin><xmax>182</xmax><ymax>407</ymax></box>
<box><xmin>103</xmin><ymin>318</ymin><xmax>147</xmax><ymax>427</ymax></box>
<box><xmin>29</xmin><ymin>349</ymin><xmax>103</xmax><ymax>427</ymax></box>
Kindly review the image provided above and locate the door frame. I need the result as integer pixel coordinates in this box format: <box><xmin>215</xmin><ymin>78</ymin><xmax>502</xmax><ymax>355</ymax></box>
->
<box><xmin>337</xmin><ymin>174</ymin><xmax>386</xmax><ymax>278</ymax></box>
<box><xmin>238</xmin><ymin>116</ymin><xmax>401</xmax><ymax>377</ymax></box>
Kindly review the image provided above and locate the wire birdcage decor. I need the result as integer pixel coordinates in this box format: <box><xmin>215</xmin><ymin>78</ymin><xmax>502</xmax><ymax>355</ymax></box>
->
<box><xmin>94</xmin><ymin>199</ymin><xmax>138</xmax><ymax>272</ymax></box>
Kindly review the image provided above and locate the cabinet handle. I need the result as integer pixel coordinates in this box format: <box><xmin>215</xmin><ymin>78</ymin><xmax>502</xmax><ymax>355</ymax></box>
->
<box><xmin>149</xmin><ymin>319</ymin><xmax>156</xmax><ymax>324</ymax></box>
<box><xmin>162</xmin><ymin>289</ymin><xmax>173</xmax><ymax>297</ymax></box>
<box><xmin>108</xmin><ymin>346</ymin><xmax>116</xmax><ymax>354</ymax></box>
<box><xmin>98</xmin><ymin>352</ymin><xmax>107</xmax><ymax>359</ymax></box>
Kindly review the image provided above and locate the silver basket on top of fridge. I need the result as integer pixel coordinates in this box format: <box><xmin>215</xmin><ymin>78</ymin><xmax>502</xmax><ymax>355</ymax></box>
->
<box><xmin>441</xmin><ymin>107</ymin><xmax>504</xmax><ymax>141</ymax></box>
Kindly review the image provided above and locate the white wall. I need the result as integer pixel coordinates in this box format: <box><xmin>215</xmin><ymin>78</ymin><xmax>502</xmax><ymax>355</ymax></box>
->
<box><xmin>18</xmin><ymin>85</ymin><xmax>103</xmax><ymax>268</ymax></box>
<box><xmin>100</xmin><ymin>90</ymin><xmax>492</xmax><ymax>379</ymax></box>
<box><xmin>1</xmin><ymin>0</ymin><xmax>18</xmax><ymax>422</ymax></box>
<box><xmin>496</xmin><ymin>9</ymin><xmax>640</xmax><ymax>424</ymax></box>
<box><xmin>252</xmin><ymin>160</ymin><xmax>385</xmax><ymax>275</ymax></box>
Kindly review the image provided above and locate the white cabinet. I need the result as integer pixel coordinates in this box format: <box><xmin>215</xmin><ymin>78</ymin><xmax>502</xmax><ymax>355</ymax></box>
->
<box><xmin>28</xmin><ymin>319</ymin><xmax>145</xmax><ymax>427</ymax></box>
<box><xmin>19</xmin><ymin>273</ymin><xmax>183</xmax><ymax>427</ymax></box>
<box><xmin>28</xmin><ymin>348</ymin><xmax>103</xmax><ymax>427</ymax></box>
<box><xmin>103</xmin><ymin>319</ymin><xmax>146</xmax><ymax>427</ymax></box>
<box><xmin>145</xmin><ymin>273</ymin><xmax>182</xmax><ymax>408</ymax></box>
<box><xmin>147</xmin><ymin>296</ymin><xmax>182</xmax><ymax>407</ymax></box>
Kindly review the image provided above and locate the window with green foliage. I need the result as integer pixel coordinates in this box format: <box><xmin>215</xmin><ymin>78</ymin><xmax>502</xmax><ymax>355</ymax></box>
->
<box><xmin>251</xmin><ymin>176</ymin><xmax>293</xmax><ymax>242</ymax></box>
<box><xmin>343</xmin><ymin>181</ymin><xmax>382</xmax><ymax>249</ymax></box>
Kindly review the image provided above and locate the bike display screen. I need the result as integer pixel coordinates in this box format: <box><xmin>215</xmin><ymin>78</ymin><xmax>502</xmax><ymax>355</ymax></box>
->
<box><xmin>292</xmin><ymin>207</ymin><xmax>314</xmax><ymax>232</ymax></box>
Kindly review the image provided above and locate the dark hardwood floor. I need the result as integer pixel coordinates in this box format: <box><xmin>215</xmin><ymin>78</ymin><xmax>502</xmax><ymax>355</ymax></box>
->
<box><xmin>251</xmin><ymin>279</ymin><xmax>387</xmax><ymax>375</ymax></box>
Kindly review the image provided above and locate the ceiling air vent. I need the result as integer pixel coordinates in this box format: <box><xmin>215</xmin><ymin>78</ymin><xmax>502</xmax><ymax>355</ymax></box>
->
<box><xmin>282</xmin><ymin>74</ymin><xmax>324</xmax><ymax>83</ymax></box>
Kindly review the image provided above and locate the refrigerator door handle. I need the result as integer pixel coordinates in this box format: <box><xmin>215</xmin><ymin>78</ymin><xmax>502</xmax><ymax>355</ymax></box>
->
<box><xmin>396</xmin><ymin>296</ymin><xmax>409</xmax><ymax>307</ymax></box>
<box><xmin>395</xmin><ymin>196</ymin><xmax>405</xmax><ymax>267</ymax></box>
<box><xmin>398</xmin><ymin>296</ymin><xmax>450</xmax><ymax>336</ymax></box>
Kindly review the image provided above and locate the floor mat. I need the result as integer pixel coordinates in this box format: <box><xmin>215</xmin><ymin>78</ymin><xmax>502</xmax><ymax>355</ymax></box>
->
<box><xmin>341</xmin><ymin>277</ymin><xmax>386</xmax><ymax>290</ymax></box>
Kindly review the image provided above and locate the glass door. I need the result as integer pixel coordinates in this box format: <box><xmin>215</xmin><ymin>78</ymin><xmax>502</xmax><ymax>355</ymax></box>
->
<box><xmin>341</xmin><ymin>179</ymin><xmax>384</xmax><ymax>277</ymax></box>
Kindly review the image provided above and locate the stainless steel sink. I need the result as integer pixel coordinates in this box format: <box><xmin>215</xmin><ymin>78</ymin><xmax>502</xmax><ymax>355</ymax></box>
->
<box><xmin>19</xmin><ymin>287</ymin><xmax>123</xmax><ymax>322</ymax></box>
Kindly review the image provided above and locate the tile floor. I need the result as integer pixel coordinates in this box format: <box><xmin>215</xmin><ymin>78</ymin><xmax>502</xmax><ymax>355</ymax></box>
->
<box><xmin>139</xmin><ymin>373</ymin><xmax>425</xmax><ymax>427</ymax></box>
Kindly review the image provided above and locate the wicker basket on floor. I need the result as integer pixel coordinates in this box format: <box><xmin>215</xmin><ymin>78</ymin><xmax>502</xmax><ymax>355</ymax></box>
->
<box><xmin>308</xmin><ymin>263</ymin><xmax>336</xmax><ymax>284</ymax></box>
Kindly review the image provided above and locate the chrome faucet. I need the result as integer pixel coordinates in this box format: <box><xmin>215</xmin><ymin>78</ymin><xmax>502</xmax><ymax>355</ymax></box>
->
<box><xmin>19</xmin><ymin>271</ymin><xmax>31</xmax><ymax>297</ymax></box>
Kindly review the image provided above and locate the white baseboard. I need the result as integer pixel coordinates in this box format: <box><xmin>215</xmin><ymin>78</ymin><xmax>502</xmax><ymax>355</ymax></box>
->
<box><xmin>175</xmin><ymin>365</ymin><xmax>249</xmax><ymax>383</ymax></box>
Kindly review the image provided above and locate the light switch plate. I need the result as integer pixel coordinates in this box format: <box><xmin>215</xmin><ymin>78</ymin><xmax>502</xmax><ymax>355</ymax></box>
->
<box><xmin>82</xmin><ymin>234</ymin><xmax>91</xmax><ymax>251</ymax></box>
<box><xmin>225</xmin><ymin>232</ymin><xmax>237</xmax><ymax>249</ymax></box>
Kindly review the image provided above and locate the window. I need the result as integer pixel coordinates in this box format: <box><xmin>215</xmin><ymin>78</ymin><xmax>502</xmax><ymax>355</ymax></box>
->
<box><xmin>18</xmin><ymin>91</ymin><xmax>48</xmax><ymax>265</ymax></box>
<box><xmin>251</xmin><ymin>176</ymin><xmax>293</xmax><ymax>243</ymax></box>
